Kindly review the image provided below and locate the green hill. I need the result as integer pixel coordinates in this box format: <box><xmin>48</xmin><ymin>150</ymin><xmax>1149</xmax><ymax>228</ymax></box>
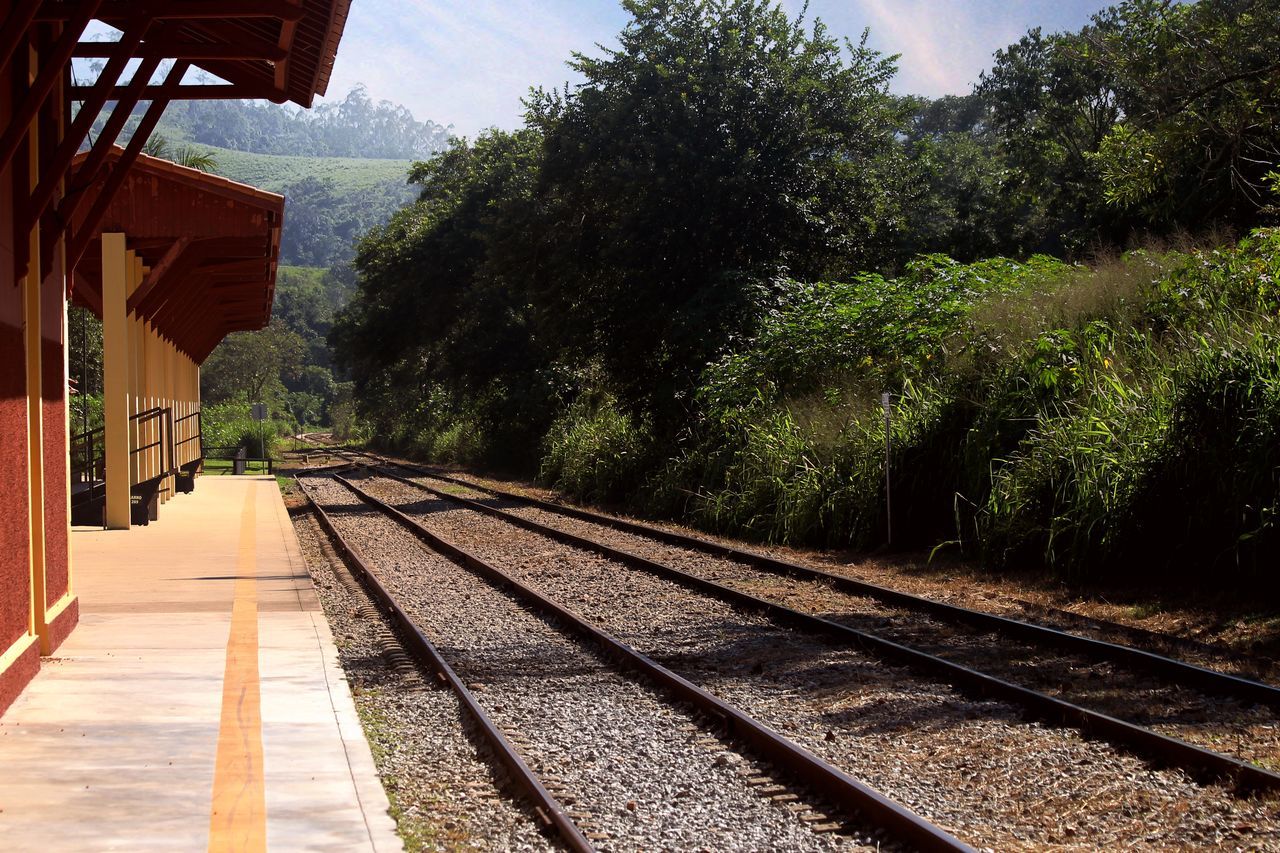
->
<box><xmin>183</xmin><ymin>144</ymin><xmax>413</xmax><ymax>195</ymax></box>
<box><xmin>176</xmin><ymin>141</ymin><xmax>418</xmax><ymax>267</ymax></box>
<box><xmin>92</xmin><ymin>84</ymin><xmax>444</xmax><ymax>265</ymax></box>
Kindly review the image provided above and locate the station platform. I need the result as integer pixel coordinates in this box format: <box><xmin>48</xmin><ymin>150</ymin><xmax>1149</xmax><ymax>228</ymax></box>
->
<box><xmin>0</xmin><ymin>477</ymin><xmax>402</xmax><ymax>852</ymax></box>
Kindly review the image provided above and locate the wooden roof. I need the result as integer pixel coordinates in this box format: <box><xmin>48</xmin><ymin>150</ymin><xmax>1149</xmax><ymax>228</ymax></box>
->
<box><xmin>46</xmin><ymin>0</ymin><xmax>352</xmax><ymax>106</ymax></box>
<box><xmin>70</xmin><ymin>147</ymin><xmax>284</xmax><ymax>364</ymax></box>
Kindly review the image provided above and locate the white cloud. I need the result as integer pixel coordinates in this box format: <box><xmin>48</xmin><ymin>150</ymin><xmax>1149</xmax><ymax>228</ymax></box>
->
<box><xmin>321</xmin><ymin>0</ymin><xmax>1099</xmax><ymax>134</ymax></box>
<box><xmin>321</xmin><ymin>0</ymin><xmax>620</xmax><ymax>137</ymax></box>
<box><xmin>813</xmin><ymin>0</ymin><xmax>1023</xmax><ymax>96</ymax></box>
<box><xmin>784</xmin><ymin>0</ymin><xmax>1056</xmax><ymax>97</ymax></box>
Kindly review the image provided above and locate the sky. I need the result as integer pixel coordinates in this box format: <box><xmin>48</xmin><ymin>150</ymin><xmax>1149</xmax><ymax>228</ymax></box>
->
<box><xmin>321</xmin><ymin>0</ymin><xmax>1114</xmax><ymax>137</ymax></box>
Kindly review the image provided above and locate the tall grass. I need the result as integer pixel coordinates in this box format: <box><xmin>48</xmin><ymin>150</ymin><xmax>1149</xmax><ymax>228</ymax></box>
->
<box><xmin>537</xmin><ymin>229</ymin><xmax>1280</xmax><ymax>592</ymax></box>
<box><xmin>541</xmin><ymin>389</ymin><xmax>651</xmax><ymax>504</ymax></box>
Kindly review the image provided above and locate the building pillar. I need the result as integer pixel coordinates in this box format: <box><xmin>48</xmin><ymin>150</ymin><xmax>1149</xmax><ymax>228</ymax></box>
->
<box><xmin>23</xmin><ymin>99</ymin><xmax>46</xmax><ymax>648</ymax></box>
<box><xmin>102</xmin><ymin>234</ymin><xmax>131</xmax><ymax>530</ymax></box>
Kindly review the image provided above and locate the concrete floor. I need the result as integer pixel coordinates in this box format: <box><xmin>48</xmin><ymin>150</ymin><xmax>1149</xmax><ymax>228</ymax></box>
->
<box><xmin>0</xmin><ymin>477</ymin><xmax>402</xmax><ymax>852</ymax></box>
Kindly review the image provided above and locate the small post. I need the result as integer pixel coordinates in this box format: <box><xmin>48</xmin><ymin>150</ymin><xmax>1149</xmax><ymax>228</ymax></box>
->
<box><xmin>881</xmin><ymin>392</ymin><xmax>893</xmax><ymax>547</ymax></box>
<box><xmin>251</xmin><ymin>402</ymin><xmax>268</xmax><ymax>473</ymax></box>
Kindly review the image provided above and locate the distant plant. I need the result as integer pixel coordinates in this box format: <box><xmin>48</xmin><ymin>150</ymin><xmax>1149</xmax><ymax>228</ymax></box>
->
<box><xmin>141</xmin><ymin>134</ymin><xmax>218</xmax><ymax>172</ymax></box>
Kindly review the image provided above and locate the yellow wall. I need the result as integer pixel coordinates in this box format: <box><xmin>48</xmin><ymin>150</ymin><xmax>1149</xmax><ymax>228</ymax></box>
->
<box><xmin>102</xmin><ymin>235</ymin><xmax>203</xmax><ymax>529</ymax></box>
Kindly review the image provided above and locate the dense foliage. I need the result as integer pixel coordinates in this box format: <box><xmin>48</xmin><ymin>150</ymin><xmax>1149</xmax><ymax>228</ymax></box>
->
<box><xmin>334</xmin><ymin>0</ymin><xmax>1280</xmax><ymax>592</ymax></box>
<box><xmin>202</xmin><ymin>266</ymin><xmax>359</xmax><ymax>431</ymax></box>
<box><xmin>525</xmin><ymin>2</ymin><xmax>905</xmax><ymax>417</ymax></box>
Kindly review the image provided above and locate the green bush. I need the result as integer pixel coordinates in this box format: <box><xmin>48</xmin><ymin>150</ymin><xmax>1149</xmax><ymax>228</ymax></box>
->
<box><xmin>540</xmin><ymin>390</ymin><xmax>650</xmax><ymax>505</ymax></box>
<box><xmin>200</xmin><ymin>402</ymin><xmax>286</xmax><ymax>458</ymax></box>
<box><xmin>982</xmin><ymin>324</ymin><xmax>1280</xmax><ymax>586</ymax></box>
<box><xmin>628</xmin><ymin>230</ymin><xmax>1280</xmax><ymax>593</ymax></box>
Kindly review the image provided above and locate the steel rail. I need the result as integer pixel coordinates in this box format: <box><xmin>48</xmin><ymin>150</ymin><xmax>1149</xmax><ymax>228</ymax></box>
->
<box><xmin>371</xmin><ymin>465</ymin><xmax>1280</xmax><ymax>795</ymax></box>
<box><xmin>296</xmin><ymin>477</ymin><xmax>596</xmax><ymax>853</ymax></box>
<box><xmin>391</xmin><ymin>462</ymin><xmax>1280</xmax><ymax>709</ymax></box>
<box><xmin>295</xmin><ymin>461</ymin><xmax>359</xmax><ymax>476</ymax></box>
<box><xmin>324</xmin><ymin>472</ymin><xmax>976</xmax><ymax>853</ymax></box>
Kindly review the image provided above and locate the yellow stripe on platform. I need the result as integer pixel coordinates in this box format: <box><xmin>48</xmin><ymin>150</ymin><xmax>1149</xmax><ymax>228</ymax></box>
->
<box><xmin>209</xmin><ymin>484</ymin><xmax>267</xmax><ymax>852</ymax></box>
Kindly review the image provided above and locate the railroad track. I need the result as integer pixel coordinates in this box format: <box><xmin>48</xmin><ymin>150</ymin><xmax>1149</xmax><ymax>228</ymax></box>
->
<box><xmin>417</xmin><ymin>469</ymin><xmax>1277</xmax><ymax>682</ymax></box>
<box><xmin>288</xmin><ymin>444</ymin><xmax>379</xmax><ymax>473</ymax></box>
<box><xmin>375</xmin><ymin>461</ymin><xmax>1280</xmax><ymax>776</ymax></box>
<box><xmin>395</xmin><ymin>464</ymin><xmax>1280</xmax><ymax>697</ymax></box>
<box><xmin>307</xmin><ymin>465</ymin><xmax>1280</xmax><ymax>847</ymax></box>
<box><xmin>298</xmin><ymin>472</ymin><xmax>971</xmax><ymax>852</ymax></box>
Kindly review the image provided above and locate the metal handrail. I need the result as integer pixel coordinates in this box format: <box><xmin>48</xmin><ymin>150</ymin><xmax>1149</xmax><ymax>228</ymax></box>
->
<box><xmin>70</xmin><ymin>426</ymin><xmax>105</xmax><ymax>485</ymax></box>
<box><xmin>128</xmin><ymin>407</ymin><xmax>173</xmax><ymax>483</ymax></box>
<box><xmin>71</xmin><ymin>405</ymin><xmax>201</xmax><ymax>497</ymax></box>
<box><xmin>174</xmin><ymin>408</ymin><xmax>203</xmax><ymax>466</ymax></box>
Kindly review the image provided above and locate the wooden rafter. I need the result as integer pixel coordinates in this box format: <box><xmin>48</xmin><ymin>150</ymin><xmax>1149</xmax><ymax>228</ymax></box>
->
<box><xmin>34</xmin><ymin>1</ymin><xmax>305</xmax><ymax>23</ymax></box>
<box><xmin>73</xmin><ymin>41</ymin><xmax>288</xmax><ymax>62</ymax></box>
<box><xmin>133</xmin><ymin>242</ymin><xmax>269</xmax><ymax>322</ymax></box>
<box><xmin>67</xmin><ymin>59</ymin><xmax>191</xmax><ymax>270</ymax></box>
<box><xmin>200</xmin><ymin>259</ymin><xmax>271</xmax><ymax>277</ymax></box>
<box><xmin>0</xmin><ymin>0</ymin><xmax>42</xmax><ymax>76</ymax></box>
<box><xmin>125</xmin><ymin>235</ymin><xmax>190</xmax><ymax>314</ymax></box>
<box><xmin>26</xmin><ymin>16</ymin><xmax>149</xmax><ymax>234</ymax></box>
<box><xmin>0</xmin><ymin>0</ymin><xmax>103</xmax><ymax>175</ymax></box>
<box><xmin>56</xmin><ymin>54</ymin><xmax>161</xmax><ymax>232</ymax></box>
<box><xmin>164</xmin><ymin>285</ymin><xmax>218</xmax><ymax>345</ymax></box>
<box><xmin>274</xmin><ymin>0</ymin><xmax>301</xmax><ymax>91</ymax></box>
<box><xmin>71</xmin><ymin>269</ymin><xmax>103</xmax><ymax>313</ymax></box>
<box><xmin>68</xmin><ymin>83</ymin><xmax>289</xmax><ymax>102</ymax></box>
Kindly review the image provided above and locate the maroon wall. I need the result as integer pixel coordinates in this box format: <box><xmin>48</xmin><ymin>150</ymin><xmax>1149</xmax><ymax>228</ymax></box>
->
<box><xmin>0</xmin><ymin>21</ymin><xmax>36</xmax><ymax>715</ymax></box>
<box><xmin>0</xmin><ymin>287</ymin><xmax>32</xmax><ymax>666</ymax></box>
<box><xmin>0</xmin><ymin>641</ymin><xmax>38</xmax><ymax>717</ymax></box>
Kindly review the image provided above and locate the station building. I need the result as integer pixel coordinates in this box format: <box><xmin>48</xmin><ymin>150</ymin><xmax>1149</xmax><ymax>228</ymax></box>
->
<box><xmin>0</xmin><ymin>0</ymin><xmax>350</xmax><ymax>714</ymax></box>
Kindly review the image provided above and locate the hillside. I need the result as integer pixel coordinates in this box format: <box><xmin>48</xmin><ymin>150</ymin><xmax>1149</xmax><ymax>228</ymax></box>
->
<box><xmin>178</xmin><ymin>143</ymin><xmax>417</xmax><ymax>267</ymax></box>
<box><xmin>88</xmin><ymin>83</ymin><xmax>446</xmax><ymax>266</ymax></box>
<box><xmin>180</xmin><ymin>145</ymin><xmax>412</xmax><ymax>195</ymax></box>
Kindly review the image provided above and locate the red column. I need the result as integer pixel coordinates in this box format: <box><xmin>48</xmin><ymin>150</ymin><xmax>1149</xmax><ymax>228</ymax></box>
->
<box><xmin>0</xmin><ymin>20</ymin><xmax>40</xmax><ymax>713</ymax></box>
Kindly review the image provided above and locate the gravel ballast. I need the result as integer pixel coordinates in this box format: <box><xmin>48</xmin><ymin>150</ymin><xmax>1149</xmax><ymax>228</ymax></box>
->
<box><xmin>421</xmin><ymin>464</ymin><xmax>1280</xmax><ymax>680</ymax></box>
<box><xmin>399</xmin><ymin>470</ymin><xmax>1280</xmax><ymax>772</ymax></box>
<box><xmin>302</xmin><ymin>475</ymin><xmax>874</xmax><ymax>852</ymax></box>
<box><xmin>356</xmin><ymin>471</ymin><xmax>1280</xmax><ymax>850</ymax></box>
<box><xmin>294</xmin><ymin>508</ymin><xmax>553</xmax><ymax>851</ymax></box>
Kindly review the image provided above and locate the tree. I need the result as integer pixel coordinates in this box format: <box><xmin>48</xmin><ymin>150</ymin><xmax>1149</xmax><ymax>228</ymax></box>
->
<box><xmin>896</xmin><ymin>94</ymin><xmax>1023</xmax><ymax>262</ymax></box>
<box><xmin>978</xmin><ymin>1</ymin><xmax>1280</xmax><ymax>251</ymax></box>
<box><xmin>1084</xmin><ymin>0</ymin><xmax>1280</xmax><ymax>227</ymax></box>
<box><xmin>526</xmin><ymin>0</ymin><xmax>906</xmax><ymax>422</ymax></box>
<box><xmin>978</xmin><ymin>25</ymin><xmax>1127</xmax><ymax>253</ymax></box>
<box><xmin>201</xmin><ymin>321</ymin><xmax>305</xmax><ymax>405</ymax></box>
<box><xmin>332</xmin><ymin>128</ymin><xmax>558</xmax><ymax>456</ymax></box>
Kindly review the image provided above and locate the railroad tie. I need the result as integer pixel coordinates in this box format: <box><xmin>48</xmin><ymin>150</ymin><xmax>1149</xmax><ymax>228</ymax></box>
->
<box><xmin>320</xmin><ymin>518</ymin><xmax>424</xmax><ymax>688</ymax></box>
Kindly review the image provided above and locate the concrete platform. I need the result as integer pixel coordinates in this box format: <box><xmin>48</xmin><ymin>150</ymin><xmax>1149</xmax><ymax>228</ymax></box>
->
<box><xmin>0</xmin><ymin>477</ymin><xmax>402</xmax><ymax>852</ymax></box>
